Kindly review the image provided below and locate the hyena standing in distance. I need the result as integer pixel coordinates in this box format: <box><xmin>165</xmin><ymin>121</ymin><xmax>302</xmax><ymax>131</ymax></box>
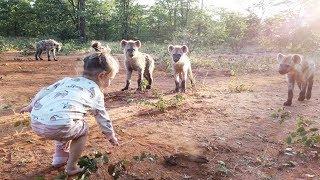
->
<box><xmin>168</xmin><ymin>45</ymin><xmax>195</xmax><ymax>93</ymax></box>
<box><xmin>120</xmin><ymin>40</ymin><xmax>155</xmax><ymax>91</ymax></box>
<box><xmin>277</xmin><ymin>53</ymin><xmax>315</xmax><ymax>106</ymax></box>
<box><xmin>35</xmin><ymin>39</ymin><xmax>61</xmax><ymax>61</ymax></box>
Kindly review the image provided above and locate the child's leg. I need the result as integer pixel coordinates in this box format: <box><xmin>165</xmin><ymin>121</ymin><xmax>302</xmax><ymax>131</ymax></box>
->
<box><xmin>65</xmin><ymin>134</ymin><xmax>88</xmax><ymax>175</ymax></box>
<box><xmin>52</xmin><ymin>140</ymin><xmax>70</xmax><ymax>167</ymax></box>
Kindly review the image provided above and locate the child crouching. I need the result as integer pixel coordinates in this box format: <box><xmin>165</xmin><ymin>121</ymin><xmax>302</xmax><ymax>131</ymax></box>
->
<box><xmin>20</xmin><ymin>51</ymin><xmax>119</xmax><ymax>175</ymax></box>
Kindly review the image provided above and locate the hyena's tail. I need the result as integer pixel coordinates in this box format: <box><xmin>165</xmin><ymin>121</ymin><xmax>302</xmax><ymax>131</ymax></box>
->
<box><xmin>188</xmin><ymin>67</ymin><xmax>195</xmax><ymax>86</ymax></box>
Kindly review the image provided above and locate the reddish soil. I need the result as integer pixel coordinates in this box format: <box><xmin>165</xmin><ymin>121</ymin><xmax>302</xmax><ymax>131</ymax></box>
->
<box><xmin>0</xmin><ymin>52</ymin><xmax>319</xmax><ymax>179</ymax></box>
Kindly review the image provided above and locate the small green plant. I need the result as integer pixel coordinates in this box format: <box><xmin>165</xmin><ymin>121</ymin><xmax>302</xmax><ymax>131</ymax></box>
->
<box><xmin>228</xmin><ymin>77</ymin><xmax>253</xmax><ymax>93</ymax></box>
<box><xmin>141</xmin><ymin>94</ymin><xmax>185</xmax><ymax>112</ymax></box>
<box><xmin>54</xmin><ymin>151</ymin><xmax>109</xmax><ymax>180</ymax></box>
<box><xmin>0</xmin><ymin>104</ymin><xmax>12</xmax><ymax>110</ymax></box>
<box><xmin>108</xmin><ymin>160</ymin><xmax>129</xmax><ymax>180</ymax></box>
<box><xmin>133</xmin><ymin>151</ymin><xmax>158</xmax><ymax>162</ymax></box>
<box><xmin>13</xmin><ymin>118</ymin><xmax>30</xmax><ymax>127</ymax></box>
<box><xmin>271</xmin><ymin>107</ymin><xmax>291</xmax><ymax>124</ymax></box>
<box><xmin>286</xmin><ymin>116</ymin><xmax>320</xmax><ymax>148</ymax></box>
<box><xmin>34</xmin><ymin>176</ymin><xmax>45</xmax><ymax>180</ymax></box>
<box><xmin>215</xmin><ymin>161</ymin><xmax>231</xmax><ymax>177</ymax></box>
<box><xmin>141</xmin><ymin>79</ymin><xmax>149</xmax><ymax>91</ymax></box>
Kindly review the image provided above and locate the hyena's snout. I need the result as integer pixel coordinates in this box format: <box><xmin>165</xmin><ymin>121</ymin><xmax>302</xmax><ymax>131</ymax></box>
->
<box><xmin>278</xmin><ymin>64</ymin><xmax>290</xmax><ymax>75</ymax></box>
<box><xmin>127</xmin><ymin>48</ymin><xmax>135</xmax><ymax>58</ymax></box>
<box><xmin>172</xmin><ymin>54</ymin><xmax>181</xmax><ymax>62</ymax></box>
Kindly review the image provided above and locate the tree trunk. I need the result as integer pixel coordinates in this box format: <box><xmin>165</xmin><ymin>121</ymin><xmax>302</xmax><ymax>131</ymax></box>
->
<box><xmin>78</xmin><ymin>0</ymin><xmax>86</xmax><ymax>42</ymax></box>
<box><xmin>122</xmin><ymin>0</ymin><xmax>130</xmax><ymax>39</ymax></box>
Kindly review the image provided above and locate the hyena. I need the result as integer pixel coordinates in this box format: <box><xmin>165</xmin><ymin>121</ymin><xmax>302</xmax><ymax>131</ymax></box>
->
<box><xmin>35</xmin><ymin>39</ymin><xmax>61</xmax><ymax>61</ymax></box>
<box><xmin>277</xmin><ymin>53</ymin><xmax>315</xmax><ymax>106</ymax></box>
<box><xmin>91</xmin><ymin>41</ymin><xmax>111</xmax><ymax>54</ymax></box>
<box><xmin>168</xmin><ymin>44</ymin><xmax>195</xmax><ymax>93</ymax></box>
<box><xmin>120</xmin><ymin>40</ymin><xmax>154</xmax><ymax>91</ymax></box>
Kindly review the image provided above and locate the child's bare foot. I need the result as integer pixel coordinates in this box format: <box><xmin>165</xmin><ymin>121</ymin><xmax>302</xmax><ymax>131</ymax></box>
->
<box><xmin>65</xmin><ymin>166</ymin><xmax>84</xmax><ymax>176</ymax></box>
<box><xmin>52</xmin><ymin>156</ymin><xmax>68</xmax><ymax>168</ymax></box>
<box><xmin>52</xmin><ymin>150</ymin><xmax>69</xmax><ymax>168</ymax></box>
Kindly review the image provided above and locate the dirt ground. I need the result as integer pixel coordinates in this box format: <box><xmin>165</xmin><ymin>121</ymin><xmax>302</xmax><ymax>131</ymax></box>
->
<box><xmin>0</xmin><ymin>52</ymin><xmax>319</xmax><ymax>180</ymax></box>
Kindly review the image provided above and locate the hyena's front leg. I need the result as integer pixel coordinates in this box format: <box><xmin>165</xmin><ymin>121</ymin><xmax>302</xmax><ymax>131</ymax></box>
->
<box><xmin>298</xmin><ymin>82</ymin><xmax>307</xmax><ymax>101</ymax></box>
<box><xmin>174</xmin><ymin>73</ymin><xmax>180</xmax><ymax>93</ymax></box>
<box><xmin>46</xmin><ymin>49</ymin><xmax>51</xmax><ymax>61</ymax></box>
<box><xmin>35</xmin><ymin>49</ymin><xmax>43</xmax><ymax>60</ymax></box>
<box><xmin>122</xmin><ymin>68</ymin><xmax>132</xmax><ymax>91</ymax></box>
<box><xmin>284</xmin><ymin>79</ymin><xmax>295</xmax><ymax>106</ymax></box>
<box><xmin>137</xmin><ymin>69</ymin><xmax>144</xmax><ymax>91</ymax></box>
<box><xmin>52</xmin><ymin>49</ymin><xmax>57</xmax><ymax>61</ymax></box>
<box><xmin>306</xmin><ymin>76</ymin><xmax>314</xmax><ymax>100</ymax></box>
<box><xmin>35</xmin><ymin>49</ymin><xmax>40</xmax><ymax>60</ymax></box>
<box><xmin>143</xmin><ymin>70</ymin><xmax>153</xmax><ymax>90</ymax></box>
<box><xmin>181</xmin><ymin>71</ymin><xmax>188</xmax><ymax>93</ymax></box>
<box><xmin>297</xmin><ymin>82</ymin><xmax>302</xmax><ymax>90</ymax></box>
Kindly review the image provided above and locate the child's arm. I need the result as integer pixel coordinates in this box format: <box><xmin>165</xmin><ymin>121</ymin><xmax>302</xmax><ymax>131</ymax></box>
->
<box><xmin>93</xmin><ymin>93</ymin><xmax>119</xmax><ymax>146</ymax></box>
<box><xmin>20</xmin><ymin>78</ymin><xmax>68</xmax><ymax>113</ymax></box>
<box><xmin>94</xmin><ymin>109</ymin><xmax>118</xmax><ymax>145</ymax></box>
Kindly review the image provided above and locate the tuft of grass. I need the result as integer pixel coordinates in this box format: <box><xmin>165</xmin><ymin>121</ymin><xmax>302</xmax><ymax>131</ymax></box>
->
<box><xmin>286</xmin><ymin>116</ymin><xmax>320</xmax><ymax>148</ymax></box>
<box><xmin>228</xmin><ymin>77</ymin><xmax>253</xmax><ymax>93</ymax></box>
<box><xmin>271</xmin><ymin>107</ymin><xmax>291</xmax><ymax>124</ymax></box>
<box><xmin>141</xmin><ymin>94</ymin><xmax>185</xmax><ymax>112</ymax></box>
<box><xmin>13</xmin><ymin>118</ymin><xmax>30</xmax><ymax>127</ymax></box>
<box><xmin>133</xmin><ymin>151</ymin><xmax>158</xmax><ymax>162</ymax></box>
<box><xmin>108</xmin><ymin>160</ymin><xmax>129</xmax><ymax>180</ymax></box>
<box><xmin>215</xmin><ymin>161</ymin><xmax>232</xmax><ymax>177</ymax></box>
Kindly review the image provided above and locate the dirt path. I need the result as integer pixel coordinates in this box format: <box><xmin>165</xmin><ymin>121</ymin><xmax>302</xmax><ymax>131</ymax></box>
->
<box><xmin>0</xmin><ymin>52</ymin><xmax>319</xmax><ymax>179</ymax></box>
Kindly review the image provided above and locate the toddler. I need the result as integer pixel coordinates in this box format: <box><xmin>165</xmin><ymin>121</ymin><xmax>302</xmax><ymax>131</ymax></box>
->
<box><xmin>20</xmin><ymin>51</ymin><xmax>119</xmax><ymax>175</ymax></box>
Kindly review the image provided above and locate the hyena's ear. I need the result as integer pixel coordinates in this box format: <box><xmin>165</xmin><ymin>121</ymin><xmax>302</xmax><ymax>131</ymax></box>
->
<box><xmin>292</xmin><ymin>54</ymin><xmax>302</xmax><ymax>64</ymax></box>
<box><xmin>135</xmin><ymin>40</ymin><xmax>141</xmax><ymax>48</ymax></box>
<box><xmin>168</xmin><ymin>45</ymin><xmax>174</xmax><ymax>53</ymax></box>
<box><xmin>120</xmin><ymin>40</ymin><xmax>127</xmax><ymax>48</ymax></box>
<box><xmin>277</xmin><ymin>53</ymin><xmax>284</xmax><ymax>62</ymax></box>
<box><xmin>181</xmin><ymin>45</ymin><xmax>189</xmax><ymax>53</ymax></box>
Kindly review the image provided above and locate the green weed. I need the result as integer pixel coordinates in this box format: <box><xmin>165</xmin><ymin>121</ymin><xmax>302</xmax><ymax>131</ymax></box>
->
<box><xmin>133</xmin><ymin>151</ymin><xmax>158</xmax><ymax>162</ymax></box>
<box><xmin>271</xmin><ymin>107</ymin><xmax>291</xmax><ymax>124</ymax></box>
<box><xmin>286</xmin><ymin>116</ymin><xmax>320</xmax><ymax>148</ymax></box>
<box><xmin>141</xmin><ymin>94</ymin><xmax>185</xmax><ymax>112</ymax></box>
<box><xmin>228</xmin><ymin>77</ymin><xmax>253</xmax><ymax>93</ymax></box>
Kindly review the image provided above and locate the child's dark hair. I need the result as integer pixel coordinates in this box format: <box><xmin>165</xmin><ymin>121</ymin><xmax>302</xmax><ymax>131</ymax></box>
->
<box><xmin>83</xmin><ymin>52</ymin><xmax>119</xmax><ymax>78</ymax></box>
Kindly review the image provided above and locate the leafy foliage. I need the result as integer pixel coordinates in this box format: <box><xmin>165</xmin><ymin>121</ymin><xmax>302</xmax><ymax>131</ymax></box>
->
<box><xmin>228</xmin><ymin>77</ymin><xmax>253</xmax><ymax>93</ymax></box>
<box><xmin>271</xmin><ymin>107</ymin><xmax>291</xmax><ymax>124</ymax></box>
<box><xmin>141</xmin><ymin>94</ymin><xmax>185</xmax><ymax>112</ymax></box>
<box><xmin>286</xmin><ymin>116</ymin><xmax>320</xmax><ymax>148</ymax></box>
<box><xmin>108</xmin><ymin>160</ymin><xmax>129</xmax><ymax>180</ymax></box>
<box><xmin>74</xmin><ymin>151</ymin><xmax>109</xmax><ymax>180</ymax></box>
<box><xmin>133</xmin><ymin>151</ymin><xmax>158</xmax><ymax>162</ymax></box>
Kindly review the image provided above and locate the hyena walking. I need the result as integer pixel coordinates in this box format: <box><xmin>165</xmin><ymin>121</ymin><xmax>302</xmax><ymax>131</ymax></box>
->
<box><xmin>168</xmin><ymin>45</ymin><xmax>195</xmax><ymax>93</ymax></box>
<box><xmin>35</xmin><ymin>39</ymin><xmax>61</xmax><ymax>61</ymax></box>
<box><xmin>277</xmin><ymin>53</ymin><xmax>315</xmax><ymax>106</ymax></box>
<box><xmin>120</xmin><ymin>40</ymin><xmax>154</xmax><ymax>91</ymax></box>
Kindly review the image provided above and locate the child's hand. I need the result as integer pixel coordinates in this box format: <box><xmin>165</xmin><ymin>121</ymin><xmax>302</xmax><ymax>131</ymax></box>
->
<box><xmin>20</xmin><ymin>105</ymin><xmax>32</xmax><ymax>114</ymax></box>
<box><xmin>109</xmin><ymin>136</ymin><xmax>119</xmax><ymax>146</ymax></box>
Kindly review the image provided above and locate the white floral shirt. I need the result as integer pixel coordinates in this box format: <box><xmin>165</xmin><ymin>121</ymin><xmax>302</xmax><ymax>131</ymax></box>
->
<box><xmin>30</xmin><ymin>76</ymin><xmax>115</xmax><ymax>139</ymax></box>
